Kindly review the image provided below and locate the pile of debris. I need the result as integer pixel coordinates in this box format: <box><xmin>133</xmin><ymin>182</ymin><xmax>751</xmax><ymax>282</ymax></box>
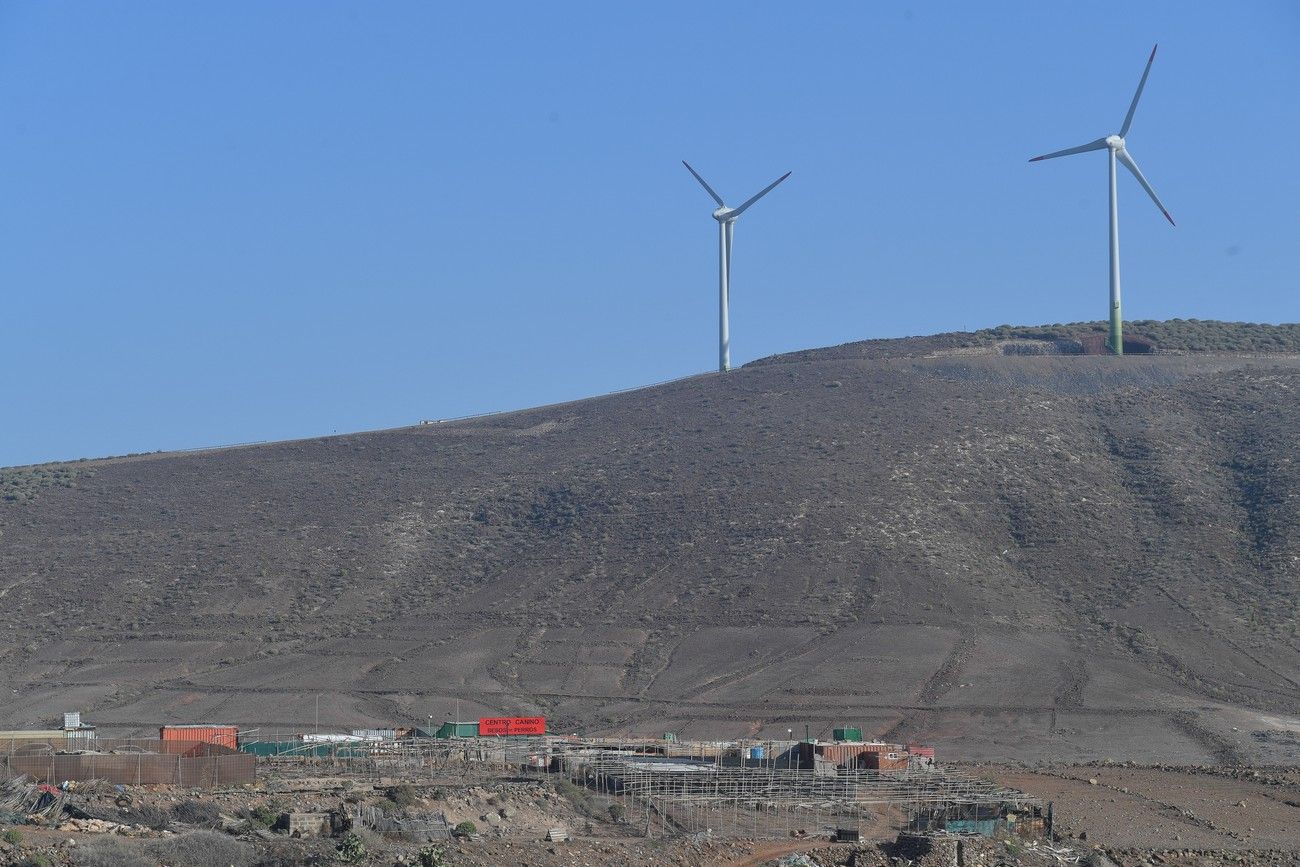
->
<box><xmin>0</xmin><ymin>776</ymin><xmax>69</xmax><ymax>823</ymax></box>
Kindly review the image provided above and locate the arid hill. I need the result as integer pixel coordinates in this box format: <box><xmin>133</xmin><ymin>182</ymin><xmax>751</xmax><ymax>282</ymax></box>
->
<box><xmin>2</xmin><ymin>322</ymin><xmax>1298</xmax><ymax>765</ymax></box>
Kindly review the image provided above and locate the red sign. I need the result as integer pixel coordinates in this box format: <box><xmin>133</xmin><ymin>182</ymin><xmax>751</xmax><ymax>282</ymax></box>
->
<box><xmin>478</xmin><ymin>716</ymin><xmax>546</xmax><ymax>736</ymax></box>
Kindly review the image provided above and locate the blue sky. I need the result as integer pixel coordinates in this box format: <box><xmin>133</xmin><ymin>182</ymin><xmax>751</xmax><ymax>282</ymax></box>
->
<box><xmin>2</xmin><ymin>1</ymin><xmax>1297</xmax><ymax>467</ymax></box>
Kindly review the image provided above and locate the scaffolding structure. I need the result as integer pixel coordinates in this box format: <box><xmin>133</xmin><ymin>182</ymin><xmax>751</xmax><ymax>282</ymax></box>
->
<box><xmin>556</xmin><ymin>748</ymin><xmax>1046</xmax><ymax>840</ymax></box>
<box><xmin>227</xmin><ymin>733</ymin><xmax>1046</xmax><ymax>841</ymax></box>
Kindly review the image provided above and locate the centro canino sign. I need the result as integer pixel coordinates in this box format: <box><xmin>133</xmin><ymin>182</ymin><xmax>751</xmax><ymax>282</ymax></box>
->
<box><xmin>478</xmin><ymin>717</ymin><xmax>546</xmax><ymax>736</ymax></box>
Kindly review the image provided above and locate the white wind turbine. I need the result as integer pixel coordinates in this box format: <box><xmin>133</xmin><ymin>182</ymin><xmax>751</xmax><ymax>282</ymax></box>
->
<box><xmin>683</xmin><ymin>161</ymin><xmax>791</xmax><ymax>372</ymax></box>
<box><xmin>1030</xmin><ymin>45</ymin><xmax>1175</xmax><ymax>356</ymax></box>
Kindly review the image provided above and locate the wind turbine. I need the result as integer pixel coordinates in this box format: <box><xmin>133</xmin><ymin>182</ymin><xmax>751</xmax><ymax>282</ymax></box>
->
<box><xmin>682</xmin><ymin>161</ymin><xmax>791</xmax><ymax>372</ymax></box>
<box><xmin>1030</xmin><ymin>45</ymin><xmax>1175</xmax><ymax>356</ymax></box>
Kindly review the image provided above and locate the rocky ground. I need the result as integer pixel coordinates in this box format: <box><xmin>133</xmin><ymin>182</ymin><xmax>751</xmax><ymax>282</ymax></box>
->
<box><xmin>974</xmin><ymin>762</ymin><xmax>1300</xmax><ymax>853</ymax></box>
<box><xmin>0</xmin><ymin>761</ymin><xmax>1297</xmax><ymax>865</ymax></box>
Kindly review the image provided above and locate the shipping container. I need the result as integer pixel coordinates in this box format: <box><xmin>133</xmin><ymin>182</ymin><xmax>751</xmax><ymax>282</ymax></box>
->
<box><xmin>0</xmin><ymin>731</ymin><xmax>67</xmax><ymax>756</ymax></box>
<box><xmin>0</xmin><ymin>730</ymin><xmax>66</xmax><ymax>740</ymax></box>
<box><xmin>807</xmin><ymin>741</ymin><xmax>905</xmax><ymax>768</ymax></box>
<box><xmin>832</xmin><ymin>727</ymin><xmax>863</xmax><ymax>742</ymax></box>
<box><xmin>351</xmin><ymin>729</ymin><xmax>397</xmax><ymax>740</ymax></box>
<box><xmin>865</xmin><ymin>751</ymin><xmax>909</xmax><ymax>770</ymax></box>
<box><xmin>433</xmin><ymin>721</ymin><xmax>480</xmax><ymax>739</ymax></box>
<box><xmin>159</xmin><ymin>725</ymin><xmax>238</xmax><ymax>750</ymax></box>
<box><xmin>813</xmin><ymin>743</ymin><xmax>866</xmax><ymax>766</ymax></box>
<box><xmin>749</xmin><ymin>746</ymin><xmax>765</xmax><ymax>760</ymax></box>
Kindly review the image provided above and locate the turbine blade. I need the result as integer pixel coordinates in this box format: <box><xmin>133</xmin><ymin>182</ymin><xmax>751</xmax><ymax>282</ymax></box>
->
<box><xmin>1116</xmin><ymin>148</ymin><xmax>1175</xmax><ymax>225</ymax></box>
<box><xmin>730</xmin><ymin>171</ymin><xmax>791</xmax><ymax>217</ymax></box>
<box><xmin>1120</xmin><ymin>44</ymin><xmax>1158</xmax><ymax>138</ymax></box>
<box><xmin>682</xmin><ymin>161</ymin><xmax>725</xmax><ymax>208</ymax></box>
<box><xmin>1028</xmin><ymin>138</ymin><xmax>1109</xmax><ymax>162</ymax></box>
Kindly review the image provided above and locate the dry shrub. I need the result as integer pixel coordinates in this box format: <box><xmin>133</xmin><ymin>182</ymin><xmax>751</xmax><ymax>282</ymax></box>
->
<box><xmin>146</xmin><ymin>830</ymin><xmax>255</xmax><ymax>867</ymax></box>
<box><xmin>70</xmin><ymin>836</ymin><xmax>153</xmax><ymax>867</ymax></box>
<box><xmin>170</xmin><ymin>799</ymin><xmax>223</xmax><ymax>828</ymax></box>
<box><xmin>121</xmin><ymin>803</ymin><xmax>170</xmax><ymax>831</ymax></box>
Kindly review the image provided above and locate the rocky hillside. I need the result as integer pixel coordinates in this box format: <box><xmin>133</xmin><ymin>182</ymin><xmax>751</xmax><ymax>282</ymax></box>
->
<box><xmin>1</xmin><ymin>323</ymin><xmax>1298</xmax><ymax>765</ymax></box>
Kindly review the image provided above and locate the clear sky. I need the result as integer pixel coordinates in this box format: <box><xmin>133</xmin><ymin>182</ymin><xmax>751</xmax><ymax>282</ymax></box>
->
<box><xmin>2</xmin><ymin>1</ymin><xmax>1297</xmax><ymax>467</ymax></box>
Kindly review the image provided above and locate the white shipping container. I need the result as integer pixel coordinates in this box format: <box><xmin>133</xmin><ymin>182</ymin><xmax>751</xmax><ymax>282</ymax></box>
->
<box><xmin>350</xmin><ymin>729</ymin><xmax>397</xmax><ymax>740</ymax></box>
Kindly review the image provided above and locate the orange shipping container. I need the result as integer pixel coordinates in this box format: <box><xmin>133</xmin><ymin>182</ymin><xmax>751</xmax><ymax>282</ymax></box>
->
<box><xmin>807</xmin><ymin>741</ymin><xmax>905</xmax><ymax>768</ymax></box>
<box><xmin>865</xmin><ymin>751</ymin><xmax>909</xmax><ymax>770</ymax></box>
<box><xmin>159</xmin><ymin>725</ymin><xmax>238</xmax><ymax>751</ymax></box>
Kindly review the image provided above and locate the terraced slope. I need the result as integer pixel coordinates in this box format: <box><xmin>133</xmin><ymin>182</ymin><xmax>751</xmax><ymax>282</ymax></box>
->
<box><xmin>2</xmin><ymin>326</ymin><xmax>1298</xmax><ymax>764</ymax></box>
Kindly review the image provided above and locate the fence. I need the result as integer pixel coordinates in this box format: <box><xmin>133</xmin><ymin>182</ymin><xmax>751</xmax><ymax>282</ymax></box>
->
<box><xmin>0</xmin><ymin>739</ymin><xmax>256</xmax><ymax>787</ymax></box>
<box><xmin>354</xmin><ymin>803</ymin><xmax>451</xmax><ymax>841</ymax></box>
<box><xmin>238</xmin><ymin>734</ymin><xmax>549</xmax><ymax>778</ymax></box>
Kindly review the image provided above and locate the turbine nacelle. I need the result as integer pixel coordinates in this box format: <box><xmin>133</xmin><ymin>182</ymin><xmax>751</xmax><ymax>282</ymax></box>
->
<box><xmin>712</xmin><ymin>207</ymin><xmax>737</xmax><ymax>223</ymax></box>
<box><xmin>1027</xmin><ymin>46</ymin><xmax>1173</xmax><ymax>227</ymax></box>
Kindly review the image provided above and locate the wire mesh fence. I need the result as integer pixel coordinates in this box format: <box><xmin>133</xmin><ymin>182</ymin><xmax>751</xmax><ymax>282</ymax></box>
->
<box><xmin>0</xmin><ymin>752</ymin><xmax>255</xmax><ymax>787</ymax></box>
<box><xmin>0</xmin><ymin>738</ymin><xmax>256</xmax><ymax>787</ymax></box>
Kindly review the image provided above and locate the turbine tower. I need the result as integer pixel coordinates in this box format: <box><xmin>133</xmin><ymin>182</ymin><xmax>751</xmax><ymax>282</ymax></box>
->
<box><xmin>1030</xmin><ymin>45</ymin><xmax>1175</xmax><ymax>356</ymax></box>
<box><xmin>683</xmin><ymin>161</ymin><xmax>791</xmax><ymax>372</ymax></box>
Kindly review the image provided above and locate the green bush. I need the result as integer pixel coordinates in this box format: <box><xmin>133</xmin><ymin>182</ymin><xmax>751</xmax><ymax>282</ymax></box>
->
<box><xmin>242</xmin><ymin>802</ymin><xmax>281</xmax><ymax>829</ymax></box>
<box><xmin>417</xmin><ymin>845</ymin><xmax>450</xmax><ymax>867</ymax></box>
<box><xmin>335</xmin><ymin>831</ymin><xmax>366</xmax><ymax>863</ymax></box>
<box><xmin>607</xmin><ymin>803</ymin><xmax>625</xmax><ymax>822</ymax></box>
<box><xmin>555</xmin><ymin>779</ymin><xmax>599</xmax><ymax>818</ymax></box>
<box><xmin>2</xmin><ymin>829</ymin><xmax>23</xmax><ymax>845</ymax></box>
<box><xmin>966</xmin><ymin>319</ymin><xmax>1300</xmax><ymax>355</ymax></box>
<box><xmin>384</xmin><ymin>783</ymin><xmax>420</xmax><ymax>811</ymax></box>
<box><xmin>453</xmin><ymin>820</ymin><xmax>477</xmax><ymax>838</ymax></box>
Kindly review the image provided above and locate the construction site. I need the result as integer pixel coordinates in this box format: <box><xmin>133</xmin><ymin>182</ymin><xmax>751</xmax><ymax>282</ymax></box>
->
<box><xmin>2</xmin><ymin>713</ymin><xmax>1299</xmax><ymax>866</ymax></box>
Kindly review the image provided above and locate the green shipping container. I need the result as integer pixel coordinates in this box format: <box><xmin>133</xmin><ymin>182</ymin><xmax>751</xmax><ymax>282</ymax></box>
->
<box><xmin>832</xmin><ymin>727</ymin><xmax>863</xmax><ymax>742</ymax></box>
<box><xmin>433</xmin><ymin>721</ymin><xmax>480</xmax><ymax>739</ymax></box>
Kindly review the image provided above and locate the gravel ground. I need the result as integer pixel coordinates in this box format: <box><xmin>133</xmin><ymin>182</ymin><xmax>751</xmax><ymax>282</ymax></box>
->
<box><xmin>973</xmin><ymin>763</ymin><xmax>1300</xmax><ymax>852</ymax></box>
